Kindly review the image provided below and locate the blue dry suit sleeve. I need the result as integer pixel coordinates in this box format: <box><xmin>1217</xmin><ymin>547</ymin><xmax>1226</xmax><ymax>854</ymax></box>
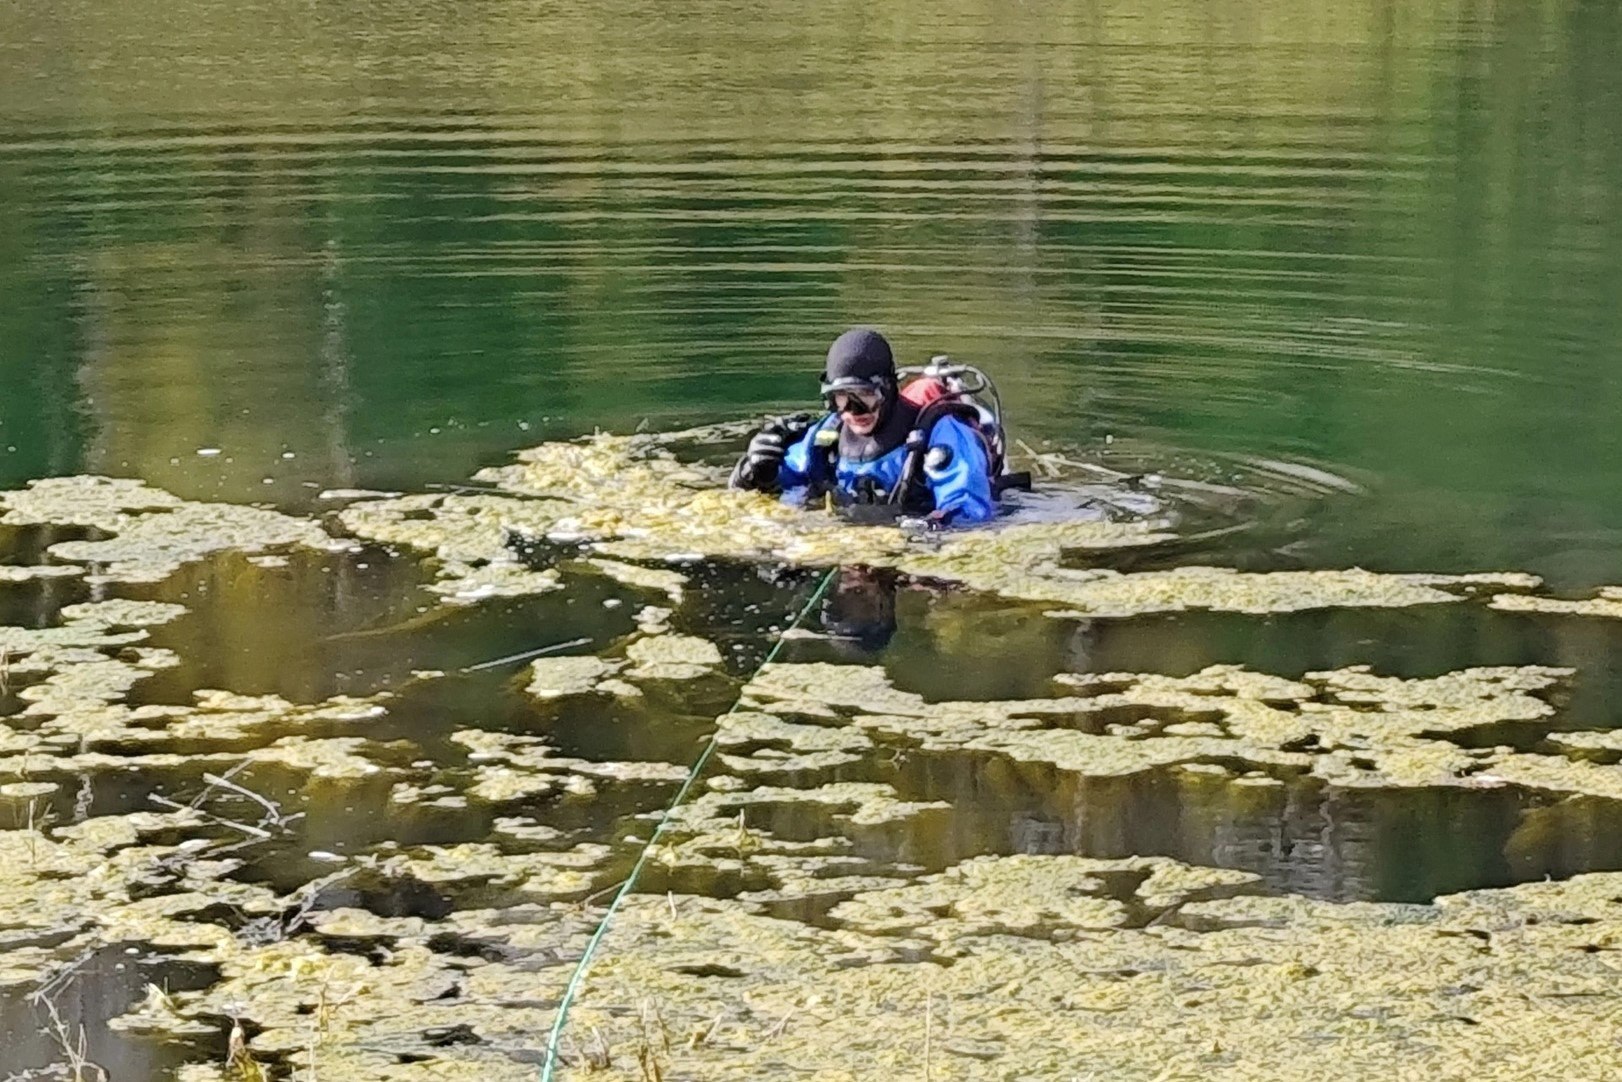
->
<box><xmin>923</xmin><ymin>416</ymin><xmax>995</xmax><ymax>524</ymax></box>
<box><xmin>777</xmin><ymin>414</ymin><xmax>835</xmax><ymax>490</ymax></box>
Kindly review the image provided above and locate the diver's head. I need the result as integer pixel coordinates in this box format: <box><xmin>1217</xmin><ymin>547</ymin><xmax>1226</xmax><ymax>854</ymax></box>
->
<box><xmin>821</xmin><ymin>328</ymin><xmax>896</xmax><ymax>438</ymax></box>
<box><xmin>820</xmin><ymin>565</ymin><xmax>899</xmax><ymax>655</ymax></box>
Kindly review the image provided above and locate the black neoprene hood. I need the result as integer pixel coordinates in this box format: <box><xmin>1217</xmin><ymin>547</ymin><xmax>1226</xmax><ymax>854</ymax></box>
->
<box><xmin>820</xmin><ymin>328</ymin><xmax>896</xmax><ymax>394</ymax></box>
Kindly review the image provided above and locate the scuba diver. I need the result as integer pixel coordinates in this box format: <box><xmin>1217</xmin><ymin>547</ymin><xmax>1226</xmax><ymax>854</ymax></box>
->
<box><xmin>729</xmin><ymin>328</ymin><xmax>1024</xmax><ymax>526</ymax></box>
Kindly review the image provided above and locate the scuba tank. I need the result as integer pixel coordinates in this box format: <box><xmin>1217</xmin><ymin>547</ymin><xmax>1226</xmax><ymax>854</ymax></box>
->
<box><xmin>887</xmin><ymin>355</ymin><xmax>1030</xmax><ymax>507</ymax></box>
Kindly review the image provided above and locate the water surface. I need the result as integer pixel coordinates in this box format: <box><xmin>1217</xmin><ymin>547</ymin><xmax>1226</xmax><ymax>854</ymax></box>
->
<box><xmin>4</xmin><ymin>0</ymin><xmax>1619</xmax><ymax>579</ymax></box>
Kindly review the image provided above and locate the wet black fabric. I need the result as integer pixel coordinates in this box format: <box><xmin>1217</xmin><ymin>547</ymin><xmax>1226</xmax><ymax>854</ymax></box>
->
<box><xmin>822</xmin><ymin>327</ymin><xmax>908</xmax><ymax>462</ymax></box>
<box><xmin>821</xmin><ymin>327</ymin><xmax>896</xmax><ymax>388</ymax></box>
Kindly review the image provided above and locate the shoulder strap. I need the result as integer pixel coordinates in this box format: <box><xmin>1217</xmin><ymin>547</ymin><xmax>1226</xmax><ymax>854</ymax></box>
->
<box><xmin>887</xmin><ymin>401</ymin><xmax>1000</xmax><ymax>507</ymax></box>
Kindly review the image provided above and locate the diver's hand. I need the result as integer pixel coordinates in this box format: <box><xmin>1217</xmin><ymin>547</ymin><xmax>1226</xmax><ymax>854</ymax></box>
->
<box><xmin>747</xmin><ymin>427</ymin><xmax>788</xmax><ymax>463</ymax></box>
<box><xmin>729</xmin><ymin>422</ymin><xmax>790</xmax><ymax>491</ymax></box>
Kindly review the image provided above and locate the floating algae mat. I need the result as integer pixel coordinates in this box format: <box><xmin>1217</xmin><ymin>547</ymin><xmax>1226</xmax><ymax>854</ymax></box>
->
<box><xmin>1492</xmin><ymin>586</ymin><xmax>1622</xmax><ymax>619</ymax></box>
<box><xmin>339</xmin><ymin>432</ymin><xmax>1543</xmax><ymax>617</ymax></box>
<box><xmin>7</xmin><ymin>436</ymin><xmax>1622</xmax><ymax>1078</ymax></box>
<box><xmin>536</xmin><ymin>863</ymin><xmax>1622</xmax><ymax>1081</ymax></box>
<box><xmin>0</xmin><ymin>476</ymin><xmax>332</xmax><ymax>584</ymax></box>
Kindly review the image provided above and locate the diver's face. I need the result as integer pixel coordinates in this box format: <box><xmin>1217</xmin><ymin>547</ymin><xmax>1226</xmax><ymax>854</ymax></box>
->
<box><xmin>832</xmin><ymin>389</ymin><xmax>884</xmax><ymax>436</ymax></box>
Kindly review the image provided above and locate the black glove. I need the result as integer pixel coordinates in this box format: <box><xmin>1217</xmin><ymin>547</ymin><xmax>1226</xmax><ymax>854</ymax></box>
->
<box><xmin>729</xmin><ymin>421</ymin><xmax>791</xmax><ymax>492</ymax></box>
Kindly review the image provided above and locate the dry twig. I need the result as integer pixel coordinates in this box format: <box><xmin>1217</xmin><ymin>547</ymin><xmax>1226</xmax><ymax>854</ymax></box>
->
<box><xmin>32</xmin><ymin>992</ymin><xmax>107</xmax><ymax>1082</ymax></box>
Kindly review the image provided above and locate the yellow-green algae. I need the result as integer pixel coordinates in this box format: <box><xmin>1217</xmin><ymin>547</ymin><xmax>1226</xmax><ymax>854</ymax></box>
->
<box><xmin>450</xmin><ymin>729</ymin><xmax>690</xmax><ymax>804</ymax></box>
<box><xmin>430</xmin><ymin>562</ymin><xmax>562</xmax><ymax>604</ymax></box>
<box><xmin>8</xmin><ymin>640</ymin><xmax>1622</xmax><ymax>1079</ymax></box>
<box><xmin>719</xmin><ymin>660</ymin><xmax>1622</xmax><ymax>801</ymax></box>
<box><xmin>8</xmin><ymin>436</ymin><xmax>1622</xmax><ymax>1081</ymax></box>
<box><xmin>336</xmin><ymin>433</ymin><xmax>1546</xmax><ymax>618</ymax></box>
<box><xmin>0</xmin><ymin>597</ymin><xmax>193</xmax><ymax>778</ymax></box>
<box><xmin>1492</xmin><ymin>585</ymin><xmax>1622</xmax><ymax>618</ymax></box>
<box><xmin>577</xmin><ymin>556</ymin><xmax>688</xmax><ymax>601</ymax></box>
<box><xmin>827</xmin><ymin>855</ymin><xmax>1261</xmax><ymax>940</ymax></box>
<box><xmin>333</xmin><ymin>491</ymin><xmax>572</xmax><ymax>604</ymax></box>
<box><xmin>523</xmin><ymin>617</ymin><xmax>727</xmax><ymax>702</ymax></box>
<box><xmin>0</xmin><ymin>597</ymin><xmax>184</xmax><ymax>665</ymax></box>
<box><xmin>0</xmin><ymin>563</ymin><xmax>82</xmax><ymax>582</ymax></box>
<box><xmin>139</xmin><ymin>904</ymin><xmax>607</xmax><ymax>1082</ymax></box>
<box><xmin>1547</xmin><ymin>729</ymin><xmax>1622</xmax><ymax>761</ymax></box>
<box><xmin>623</xmin><ymin>633</ymin><xmax>724</xmax><ymax>681</ymax></box>
<box><xmin>547</xmin><ymin>857</ymin><xmax>1622</xmax><ymax>1081</ymax></box>
<box><xmin>526</xmin><ymin>655</ymin><xmax>622</xmax><ymax>698</ymax></box>
<box><xmin>0</xmin><ymin>808</ymin><xmax>269</xmax><ymax>991</ymax></box>
<box><xmin>245</xmin><ymin>736</ymin><xmax>397</xmax><ymax>780</ymax></box>
<box><xmin>0</xmin><ymin>475</ymin><xmax>183</xmax><ymax>526</ymax></box>
<box><xmin>0</xmin><ymin>475</ymin><xmax>330</xmax><ymax>583</ymax></box>
<box><xmin>0</xmin><ymin>583</ymin><xmax>437</xmax><ymax>850</ymax></box>
<box><xmin>366</xmin><ymin>841</ymin><xmax>612</xmax><ymax>899</ymax></box>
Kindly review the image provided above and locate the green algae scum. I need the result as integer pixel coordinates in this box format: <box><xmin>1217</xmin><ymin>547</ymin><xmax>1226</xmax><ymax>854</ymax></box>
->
<box><xmin>4</xmin><ymin>430</ymin><xmax>1622</xmax><ymax>1079</ymax></box>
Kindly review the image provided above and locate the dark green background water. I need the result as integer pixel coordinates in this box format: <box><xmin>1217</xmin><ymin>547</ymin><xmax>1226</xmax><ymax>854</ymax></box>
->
<box><xmin>4</xmin><ymin>0</ymin><xmax>1620</xmax><ymax>583</ymax></box>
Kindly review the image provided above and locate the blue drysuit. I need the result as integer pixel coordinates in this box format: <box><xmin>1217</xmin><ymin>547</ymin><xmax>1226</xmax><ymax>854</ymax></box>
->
<box><xmin>777</xmin><ymin>413</ymin><xmax>996</xmax><ymax>524</ymax></box>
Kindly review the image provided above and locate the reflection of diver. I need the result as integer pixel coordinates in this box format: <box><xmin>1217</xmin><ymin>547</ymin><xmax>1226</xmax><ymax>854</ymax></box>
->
<box><xmin>729</xmin><ymin>328</ymin><xmax>1029</xmax><ymax>526</ymax></box>
<box><xmin>819</xmin><ymin>566</ymin><xmax>899</xmax><ymax>655</ymax></box>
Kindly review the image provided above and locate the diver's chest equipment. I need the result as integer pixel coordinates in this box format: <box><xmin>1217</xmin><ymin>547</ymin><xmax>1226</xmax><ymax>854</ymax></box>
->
<box><xmin>815</xmin><ymin>355</ymin><xmax>1028</xmax><ymax>507</ymax></box>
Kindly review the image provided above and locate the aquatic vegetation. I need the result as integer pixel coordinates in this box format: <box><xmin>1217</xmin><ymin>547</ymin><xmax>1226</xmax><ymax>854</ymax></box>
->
<box><xmin>1</xmin><ymin>646</ymin><xmax>1618</xmax><ymax>1080</ymax></box>
<box><xmin>526</xmin><ymin>655</ymin><xmax>622</xmax><ymax>698</ymax></box>
<box><xmin>1016</xmin><ymin>566</ymin><xmax>1540</xmax><ymax>618</ymax></box>
<box><xmin>340</xmin><ymin>435</ymin><xmax>1175</xmax><ymax>604</ymax></box>
<box><xmin>624</xmin><ymin>634</ymin><xmax>723</xmax><ymax>681</ymax></box>
<box><xmin>579</xmin><ymin>557</ymin><xmax>688</xmax><ymax>601</ymax></box>
<box><xmin>0</xmin><ymin>808</ymin><xmax>251</xmax><ymax>992</ymax></box>
<box><xmin>430</xmin><ymin>563</ymin><xmax>561</xmax><ymax>604</ymax></box>
<box><xmin>0</xmin><ymin>475</ymin><xmax>184</xmax><ymax>528</ymax></box>
<box><xmin>5</xmin><ymin>439</ymin><xmax>1622</xmax><ymax>1081</ymax></box>
<box><xmin>1547</xmin><ymin>729</ymin><xmax>1622</xmax><ymax>761</ymax></box>
<box><xmin>141</xmin><ymin>904</ymin><xmax>604</xmax><ymax>1082</ymax></box>
<box><xmin>0</xmin><ymin>564</ymin><xmax>82</xmax><ymax>582</ymax></box>
<box><xmin>0</xmin><ymin>476</ymin><xmax>330</xmax><ymax>583</ymax></box>
<box><xmin>827</xmin><ymin>854</ymin><xmax>1261</xmax><ymax>939</ymax></box>
<box><xmin>554</xmin><ymin>861</ymin><xmax>1622</xmax><ymax>1081</ymax></box>
<box><xmin>524</xmin><ymin>619</ymin><xmax>725</xmax><ymax>701</ymax></box>
<box><xmin>337</xmin><ymin>492</ymin><xmax>576</xmax><ymax>603</ymax></box>
<box><xmin>0</xmin><ymin>597</ymin><xmax>184</xmax><ymax>661</ymax></box>
<box><xmin>1492</xmin><ymin>586</ymin><xmax>1622</xmax><ymax>619</ymax></box>
<box><xmin>337</xmin><ymin>434</ymin><xmax>1545</xmax><ymax>620</ymax></box>
<box><xmin>726</xmin><ymin>660</ymin><xmax>1622</xmax><ymax>800</ymax></box>
<box><xmin>452</xmin><ymin>728</ymin><xmax>689</xmax><ymax>805</ymax></box>
<box><xmin>714</xmin><ymin>709</ymin><xmax>875</xmax><ymax>775</ymax></box>
<box><xmin>369</xmin><ymin>841</ymin><xmax>612</xmax><ymax>898</ymax></box>
<box><xmin>245</xmin><ymin>736</ymin><xmax>396</xmax><ymax>780</ymax></box>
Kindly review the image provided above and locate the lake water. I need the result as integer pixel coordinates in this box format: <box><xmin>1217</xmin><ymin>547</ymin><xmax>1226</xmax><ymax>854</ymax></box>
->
<box><xmin>5</xmin><ymin>0</ymin><xmax>1620</xmax><ymax>580</ymax></box>
<box><xmin>3</xmin><ymin>1</ymin><xmax>1622</xmax><ymax>1077</ymax></box>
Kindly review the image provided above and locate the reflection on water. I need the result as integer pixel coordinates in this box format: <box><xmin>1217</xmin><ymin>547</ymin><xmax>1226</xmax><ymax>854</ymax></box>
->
<box><xmin>129</xmin><ymin>546</ymin><xmax>637</xmax><ymax>703</ymax></box>
<box><xmin>0</xmin><ymin>950</ymin><xmax>214</xmax><ymax>1082</ymax></box>
<box><xmin>880</xmin><ymin>752</ymin><xmax>1537</xmax><ymax>904</ymax></box>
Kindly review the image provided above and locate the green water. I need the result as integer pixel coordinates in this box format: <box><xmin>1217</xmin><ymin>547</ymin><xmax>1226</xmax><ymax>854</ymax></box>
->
<box><xmin>4</xmin><ymin>1</ymin><xmax>1622</xmax><ymax>1076</ymax></box>
<box><xmin>4</xmin><ymin>0</ymin><xmax>1620</xmax><ymax>579</ymax></box>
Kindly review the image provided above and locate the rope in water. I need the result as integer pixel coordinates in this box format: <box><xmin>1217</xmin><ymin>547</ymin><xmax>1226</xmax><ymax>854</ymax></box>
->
<box><xmin>538</xmin><ymin>565</ymin><xmax>839</xmax><ymax>1080</ymax></box>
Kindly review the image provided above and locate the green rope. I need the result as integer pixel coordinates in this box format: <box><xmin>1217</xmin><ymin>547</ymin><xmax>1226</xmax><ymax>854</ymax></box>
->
<box><xmin>539</xmin><ymin>565</ymin><xmax>839</xmax><ymax>1079</ymax></box>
